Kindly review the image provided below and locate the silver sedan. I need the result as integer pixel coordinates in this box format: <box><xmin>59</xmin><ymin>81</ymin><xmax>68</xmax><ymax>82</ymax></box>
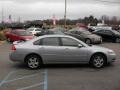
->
<box><xmin>10</xmin><ymin>35</ymin><xmax>116</xmax><ymax>69</ymax></box>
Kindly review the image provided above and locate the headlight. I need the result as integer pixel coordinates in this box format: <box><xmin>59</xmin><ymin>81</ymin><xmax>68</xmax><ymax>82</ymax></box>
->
<box><xmin>107</xmin><ymin>50</ymin><xmax>114</xmax><ymax>54</ymax></box>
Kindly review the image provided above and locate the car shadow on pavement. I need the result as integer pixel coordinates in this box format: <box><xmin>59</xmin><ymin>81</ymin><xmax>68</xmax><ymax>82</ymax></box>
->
<box><xmin>11</xmin><ymin>63</ymin><xmax>115</xmax><ymax>71</ymax></box>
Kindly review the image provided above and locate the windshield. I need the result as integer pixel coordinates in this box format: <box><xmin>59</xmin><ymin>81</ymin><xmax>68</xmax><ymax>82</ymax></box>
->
<box><xmin>18</xmin><ymin>31</ymin><xmax>32</xmax><ymax>36</ymax></box>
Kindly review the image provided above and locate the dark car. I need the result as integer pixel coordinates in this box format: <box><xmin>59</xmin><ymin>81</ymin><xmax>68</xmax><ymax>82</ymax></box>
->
<box><xmin>93</xmin><ymin>29</ymin><xmax>120</xmax><ymax>43</ymax></box>
<box><xmin>5</xmin><ymin>29</ymin><xmax>34</xmax><ymax>42</ymax></box>
<box><xmin>65</xmin><ymin>27</ymin><xmax>102</xmax><ymax>44</ymax></box>
<box><xmin>35</xmin><ymin>27</ymin><xmax>65</xmax><ymax>36</ymax></box>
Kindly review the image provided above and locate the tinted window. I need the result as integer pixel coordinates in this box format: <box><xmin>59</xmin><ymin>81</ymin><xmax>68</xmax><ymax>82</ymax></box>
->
<box><xmin>96</xmin><ymin>30</ymin><xmax>104</xmax><ymax>33</ymax></box>
<box><xmin>33</xmin><ymin>39</ymin><xmax>41</xmax><ymax>45</ymax></box>
<box><xmin>42</xmin><ymin>37</ymin><xmax>59</xmax><ymax>46</ymax></box>
<box><xmin>104</xmin><ymin>30</ymin><xmax>113</xmax><ymax>35</ymax></box>
<box><xmin>61</xmin><ymin>37</ymin><xmax>79</xmax><ymax>47</ymax></box>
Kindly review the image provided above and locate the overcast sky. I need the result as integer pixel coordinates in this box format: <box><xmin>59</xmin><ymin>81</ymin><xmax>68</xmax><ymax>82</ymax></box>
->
<box><xmin>0</xmin><ymin>0</ymin><xmax>120</xmax><ymax>22</ymax></box>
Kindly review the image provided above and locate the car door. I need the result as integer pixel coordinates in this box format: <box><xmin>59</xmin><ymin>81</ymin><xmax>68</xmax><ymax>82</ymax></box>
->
<box><xmin>95</xmin><ymin>30</ymin><xmax>106</xmax><ymax>41</ymax></box>
<box><xmin>60</xmin><ymin>37</ymin><xmax>89</xmax><ymax>63</ymax></box>
<box><xmin>10</xmin><ymin>31</ymin><xmax>19</xmax><ymax>41</ymax></box>
<box><xmin>38</xmin><ymin>37</ymin><xmax>66</xmax><ymax>63</ymax></box>
<box><xmin>103</xmin><ymin>30</ymin><xmax>114</xmax><ymax>41</ymax></box>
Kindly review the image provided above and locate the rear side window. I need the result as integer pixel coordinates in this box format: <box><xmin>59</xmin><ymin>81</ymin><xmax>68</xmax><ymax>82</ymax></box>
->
<box><xmin>97</xmin><ymin>30</ymin><xmax>104</xmax><ymax>33</ymax></box>
<box><xmin>33</xmin><ymin>39</ymin><xmax>41</xmax><ymax>45</ymax></box>
<box><xmin>42</xmin><ymin>37</ymin><xmax>59</xmax><ymax>46</ymax></box>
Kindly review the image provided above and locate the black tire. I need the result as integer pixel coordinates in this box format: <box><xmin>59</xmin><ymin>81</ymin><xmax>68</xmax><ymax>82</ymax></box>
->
<box><xmin>25</xmin><ymin>54</ymin><xmax>42</xmax><ymax>69</ymax></box>
<box><xmin>90</xmin><ymin>54</ymin><xmax>106</xmax><ymax>68</ymax></box>
<box><xmin>85</xmin><ymin>39</ymin><xmax>91</xmax><ymax>44</ymax></box>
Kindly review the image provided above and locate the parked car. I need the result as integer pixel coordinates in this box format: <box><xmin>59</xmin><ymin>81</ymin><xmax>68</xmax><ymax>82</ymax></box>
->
<box><xmin>10</xmin><ymin>35</ymin><xmax>116</xmax><ymax>69</ymax></box>
<box><xmin>27</xmin><ymin>28</ymin><xmax>43</xmax><ymax>35</ymax></box>
<box><xmin>65</xmin><ymin>27</ymin><xmax>102</xmax><ymax>44</ymax></box>
<box><xmin>5</xmin><ymin>29</ymin><xmax>34</xmax><ymax>42</ymax></box>
<box><xmin>93</xmin><ymin>29</ymin><xmax>120</xmax><ymax>43</ymax></box>
<box><xmin>35</xmin><ymin>27</ymin><xmax>65</xmax><ymax>36</ymax></box>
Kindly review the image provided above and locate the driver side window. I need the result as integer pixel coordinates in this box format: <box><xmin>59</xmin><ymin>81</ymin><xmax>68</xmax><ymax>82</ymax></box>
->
<box><xmin>61</xmin><ymin>37</ymin><xmax>80</xmax><ymax>47</ymax></box>
<box><xmin>104</xmin><ymin>30</ymin><xmax>113</xmax><ymax>35</ymax></box>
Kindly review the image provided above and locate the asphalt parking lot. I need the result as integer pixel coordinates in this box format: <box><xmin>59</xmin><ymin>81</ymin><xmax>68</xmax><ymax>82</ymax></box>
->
<box><xmin>0</xmin><ymin>42</ymin><xmax>120</xmax><ymax>90</ymax></box>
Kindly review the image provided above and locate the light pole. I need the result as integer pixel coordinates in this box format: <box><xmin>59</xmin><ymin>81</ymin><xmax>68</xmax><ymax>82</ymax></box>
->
<box><xmin>1</xmin><ymin>6</ymin><xmax>4</xmax><ymax>23</ymax></box>
<box><xmin>64</xmin><ymin>0</ymin><xmax>67</xmax><ymax>28</ymax></box>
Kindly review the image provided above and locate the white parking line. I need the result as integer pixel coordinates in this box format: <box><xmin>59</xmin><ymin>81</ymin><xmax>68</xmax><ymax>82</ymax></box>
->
<box><xmin>0</xmin><ymin>69</ymin><xmax>48</xmax><ymax>90</ymax></box>
<box><xmin>16</xmin><ymin>69</ymin><xmax>48</xmax><ymax>90</ymax></box>
<box><xmin>44</xmin><ymin>70</ymin><xmax>48</xmax><ymax>90</ymax></box>
<box><xmin>4</xmin><ymin>73</ymin><xmax>39</xmax><ymax>84</ymax></box>
<box><xmin>17</xmin><ymin>82</ymin><xmax>44</xmax><ymax>90</ymax></box>
<box><xmin>0</xmin><ymin>71</ymin><xmax>16</xmax><ymax>87</ymax></box>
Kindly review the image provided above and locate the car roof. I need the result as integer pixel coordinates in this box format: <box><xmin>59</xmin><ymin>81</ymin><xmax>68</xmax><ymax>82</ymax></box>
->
<box><xmin>12</xmin><ymin>29</ymin><xmax>26</xmax><ymax>31</ymax></box>
<box><xmin>39</xmin><ymin>35</ymin><xmax>71</xmax><ymax>38</ymax></box>
<box><xmin>29</xmin><ymin>35</ymin><xmax>74</xmax><ymax>42</ymax></box>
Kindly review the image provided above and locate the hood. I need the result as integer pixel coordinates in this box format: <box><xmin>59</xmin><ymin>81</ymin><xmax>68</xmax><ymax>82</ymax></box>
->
<box><xmin>88</xmin><ymin>45</ymin><xmax>113</xmax><ymax>52</ymax></box>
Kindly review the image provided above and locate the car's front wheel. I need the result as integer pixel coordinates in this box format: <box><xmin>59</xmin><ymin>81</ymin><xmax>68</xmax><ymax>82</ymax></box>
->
<box><xmin>90</xmin><ymin>54</ymin><xmax>106</xmax><ymax>68</ymax></box>
<box><xmin>25</xmin><ymin>54</ymin><xmax>42</xmax><ymax>69</ymax></box>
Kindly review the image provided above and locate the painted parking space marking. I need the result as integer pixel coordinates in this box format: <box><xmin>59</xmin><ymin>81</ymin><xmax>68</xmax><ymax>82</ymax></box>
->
<box><xmin>0</xmin><ymin>71</ymin><xmax>16</xmax><ymax>87</ymax></box>
<box><xmin>17</xmin><ymin>82</ymin><xmax>44</xmax><ymax>90</ymax></box>
<box><xmin>44</xmin><ymin>70</ymin><xmax>48</xmax><ymax>90</ymax></box>
<box><xmin>4</xmin><ymin>73</ymin><xmax>39</xmax><ymax>84</ymax></box>
<box><xmin>17</xmin><ymin>69</ymin><xmax>48</xmax><ymax>90</ymax></box>
<box><xmin>0</xmin><ymin>69</ymin><xmax>48</xmax><ymax>90</ymax></box>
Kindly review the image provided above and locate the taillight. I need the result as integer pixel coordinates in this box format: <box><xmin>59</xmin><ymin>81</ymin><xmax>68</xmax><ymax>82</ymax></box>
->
<box><xmin>11</xmin><ymin>45</ymin><xmax>16</xmax><ymax>51</ymax></box>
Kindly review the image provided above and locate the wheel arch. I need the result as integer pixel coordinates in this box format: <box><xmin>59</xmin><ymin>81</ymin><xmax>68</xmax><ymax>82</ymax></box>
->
<box><xmin>89</xmin><ymin>52</ymin><xmax>107</xmax><ymax>64</ymax></box>
<box><xmin>24</xmin><ymin>53</ymin><xmax>43</xmax><ymax>63</ymax></box>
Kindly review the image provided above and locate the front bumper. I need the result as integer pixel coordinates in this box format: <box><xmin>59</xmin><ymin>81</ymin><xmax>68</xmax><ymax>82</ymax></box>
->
<box><xmin>107</xmin><ymin>53</ymin><xmax>116</xmax><ymax>63</ymax></box>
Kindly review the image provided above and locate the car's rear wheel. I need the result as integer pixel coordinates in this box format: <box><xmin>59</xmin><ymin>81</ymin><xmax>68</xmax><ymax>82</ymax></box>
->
<box><xmin>25</xmin><ymin>54</ymin><xmax>42</xmax><ymax>69</ymax></box>
<box><xmin>85</xmin><ymin>39</ymin><xmax>91</xmax><ymax>44</ymax></box>
<box><xmin>90</xmin><ymin>54</ymin><xmax>106</xmax><ymax>68</ymax></box>
<box><xmin>115</xmin><ymin>38</ymin><xmax>120</xmax><ymax>43</ymax></box>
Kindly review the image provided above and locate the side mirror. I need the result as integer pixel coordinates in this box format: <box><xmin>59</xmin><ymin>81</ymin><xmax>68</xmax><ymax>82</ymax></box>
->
<box><xmin>78</xmin><ymin>44</ymin><xmax>83</xmax><ymax>48</ymax></box>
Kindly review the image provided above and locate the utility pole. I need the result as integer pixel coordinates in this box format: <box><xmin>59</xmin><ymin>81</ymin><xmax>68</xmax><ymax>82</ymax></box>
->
<box><xmin>1</xmin><ymin>7</ymin><xmax>4</xmax><ymax>23</ymax></box>
<box><xmin>64</xmin><ymin>0</ymin><xmax>67</xmax><ymax>28</ymax></box>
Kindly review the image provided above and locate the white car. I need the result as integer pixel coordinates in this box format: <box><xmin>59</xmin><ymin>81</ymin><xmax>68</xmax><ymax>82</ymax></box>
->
<box><xmin>27</xmin><ymin>28</ymin><xmax>43</xmax><ymax>35</ymax></box>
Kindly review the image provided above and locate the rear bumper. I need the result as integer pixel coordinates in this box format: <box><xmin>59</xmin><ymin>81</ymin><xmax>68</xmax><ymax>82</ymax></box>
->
<box><xmin>9</xmin><ymin>52</ymin><xmax>24</xmax><ymax>63</ymax></box>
